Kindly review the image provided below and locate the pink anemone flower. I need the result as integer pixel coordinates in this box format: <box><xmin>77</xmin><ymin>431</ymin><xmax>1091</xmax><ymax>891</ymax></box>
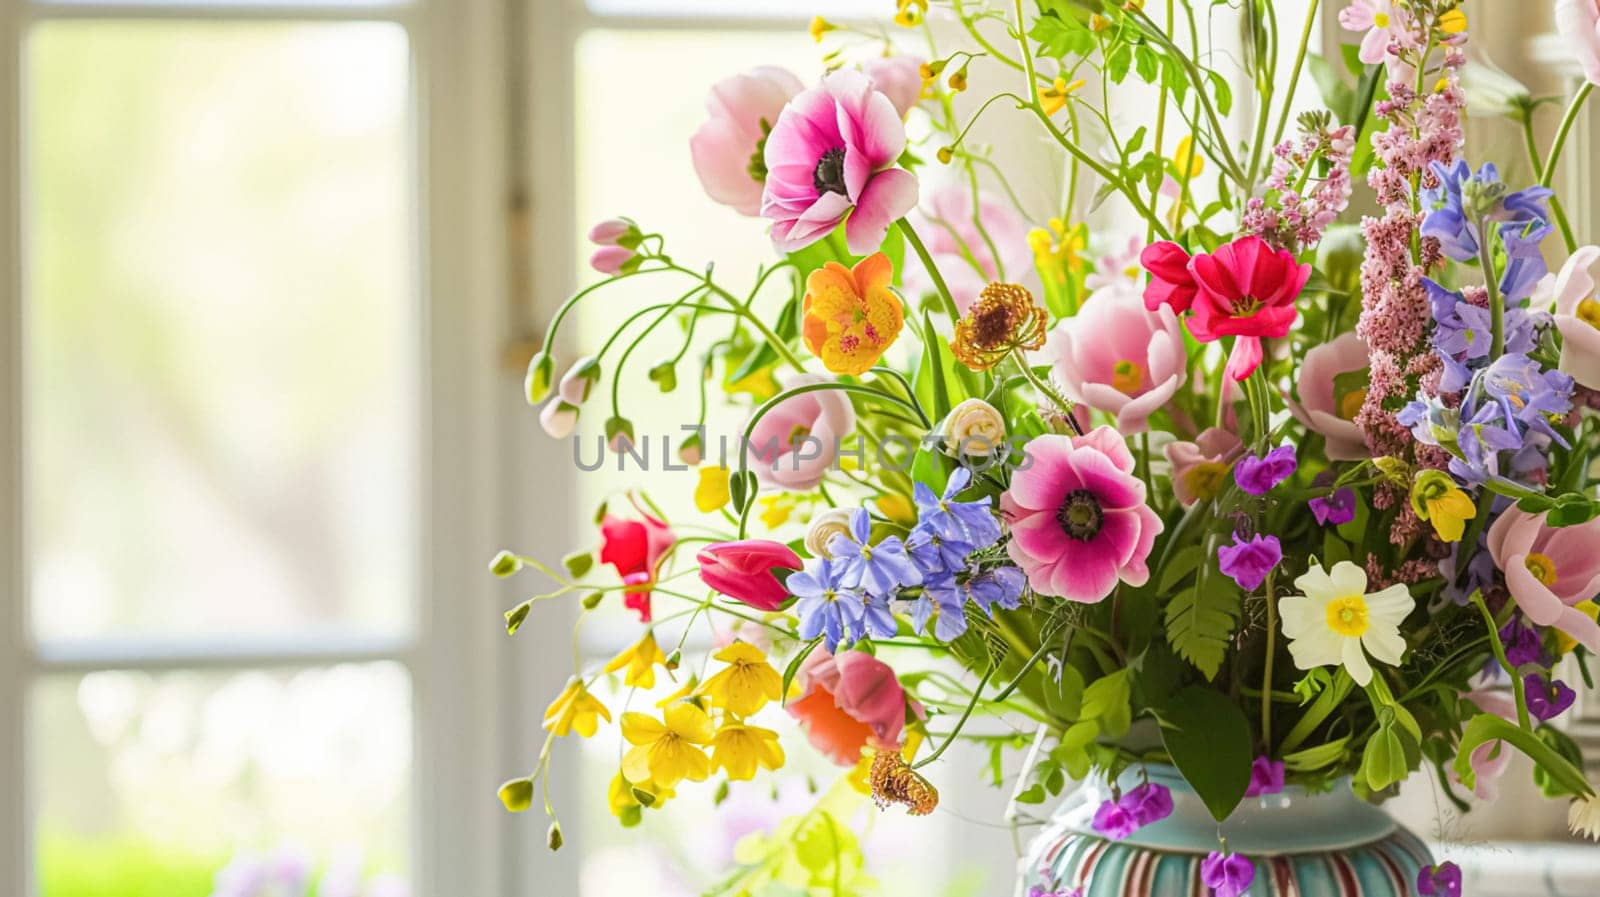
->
<box><xmin>903</xmin><ymin>183</ymin><xmax>1037</xmax><ymax>314</ymax></box>
<box><xmin>761</xmin><ymin>70</ymin><xmax>920</xmax><ymax>255</ymax></box>
<box><xmin>1187</xmin><ymin>236</ymin><xmax>1310</xmax><ymax>381</ymax></box>
<box><xmin>1487</xmin><ymin>508</ymin><xmax>1600</xmax><ymax>653</ymax></box>
<box><xmin>1000</xmin><ymin>427</ymin><xmax>1164</xmax><ymax>603</ymax></box>
<box><xmin>1287</xmin><ymin>331</ymin><xmax>1372</xmax><ymax>461</ymax></box>
<box><xmin>744</xmin><ymin>373</ymin><xmax>856</xmax><ymax>491</ymax></box>
<box><xmin>1540</xmin><ymin>245</ymin><xmax>1600</xmax><ymax>389</ymax></box>
<box><xmin>1044</xmin><ymin>286</ymin><xmax>1187</xmax><ymax>433</ymax></box>
<box><xmin>860</xmin><ymin>55</ymin><xmax>926</xmax><ymax>119</ymax></box>
<box><xmin>690</xmin><ymin>66</ymin><xmax>805</xmax><ymax>217</ymax></box>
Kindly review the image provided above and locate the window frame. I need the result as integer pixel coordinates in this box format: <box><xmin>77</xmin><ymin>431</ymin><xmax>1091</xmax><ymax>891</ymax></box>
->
<box><xmin>0</xmin><ymin>0</ymin><xmax>519</xmax><ymax>894</ymax></box>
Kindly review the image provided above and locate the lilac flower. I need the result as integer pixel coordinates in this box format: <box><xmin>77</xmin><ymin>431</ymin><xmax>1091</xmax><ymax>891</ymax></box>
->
<box><xmin>913</xmin><ymin>466</ymin><xmax>1002</xmax><ymax>548</ymax></box>
<box><xmin>1244</xmin><ymin>756</ymin><xmax>1286</xmax><ymax>798</ymax></box>
<box><xmin>964</xmin><ymin>565</ymin><xmax>1026</xmax><ymax>614</ymax></box>
<box><xmin>1398</xmin><ymin>396</ymin><xmax>1460</xmax><ymax>448</ymax></box>
<box><xmin>1427</xmin><ymin>279</ymin><xmax>1493</xmax><ymax>362</ymax></box>
<box><xmin>1524</xmin><ymin>673</ymin><xmax>1576</xmax><ymax>722</ymax></box>
<box><xmin>910</xmin><ymin>579</ymin><xmax>968</xmax><ymax>642</ymax></box>
<box><xmin>1420</xmin><ymin>160</ymin><xmax>1551</xmax><ymax>262</ymax></box>
<box><xmin>858</xmin><ymin>592</ymin><xmax>898</xmax><ymax>641</ymax></box>
<box><xmin>1233</xmin><ymin>444</ymin><xmax>1297</xmax><ymax>495</ymax></box>
<box><xmin>1451</xmin><ymin>400</ymin><xmax>1524</xmax><ymax>485</ymax></box>
<box><xmin>1090</xmin><ymin>799</ymin><xmax>1138</xmax><ymax>840</ymax></box>
<box><xmin>1121</xmin><ymin>782</ymin><xmax>1174</xmax><ymax>826</ymax></box>
<box><xmin>1500</xmin><ymin>617</ymin><xmax>1545</xmax><ymax>668</ymax></box>
<box><xmin>789</xmin><ymin>558</ymin><xmax>865</xmax><ymax>652</ymax></box>
<box><xmin>906</xmin><ymin>528</ymin><xmax>974</xmax><ymax>582</ymax></box>
<box><xmin>1416</xmin><ymin>861</ymin><xmax>1463</xmax><ymax>897</ymax></box>
<box><xmin>1498</xmin><ymin>220</ymin><xmax>1552</xmax><ymax>302</ymax></box>
<box><xmin>1218</xmin><ymin>533</ymin><xmax>1282</xmax><ymax>592</ymax></box>
<box><xmin>1481</xmin><ymin>354</ymin><xmax>1573</xmax><ymax>436</ymax></box>
<box><xmin>1200</xmin><ymin>851</ymin><xmax>1255</xmax><ymax>897</ymax></box>
<box><xmin>829</xmin><ymin>508</ymin><xmax>920</xmax><ymax>596</ymax></box>
<box><xmin>1309</xmin><ymin>487</ymin><xmax>1357</xmax><ymax>526</ymax></box>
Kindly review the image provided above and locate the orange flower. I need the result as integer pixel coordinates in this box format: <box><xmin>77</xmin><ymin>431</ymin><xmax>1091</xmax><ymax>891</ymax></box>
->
<box><xmin>802</xmin><ymin>253</ymin><xmax>905</xmax><ymax>375</ymax></box>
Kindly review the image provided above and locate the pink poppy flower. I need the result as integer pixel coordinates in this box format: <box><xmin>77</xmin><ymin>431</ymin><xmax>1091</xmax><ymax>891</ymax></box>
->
<box><xmin>1164</xmin><ymin>427</ymin><xmax>1244</xmax><ymax>507</ymax></box>
<box><xmin>690</xmin><ymin>66</ymin><xmax>805</xmax><ymax>216</ymax></box>
<box><xmin>761</xmin><ymin>70</ymin><xmax>920</xmax><ymax>255</ymax></box>
<box><xmin>599</xmin><ymin>508</ymin><xmax>676</xmax><ymax>623</ymax></box>
<box><xmin>1000</xmin><ymin>427</ymin><xmax>1164</xmax><ymax>603</ymax></box>
<box><xmin>744</xmin><ymin>373</ymin><xmax>856</xmax><ymax>491</ymax></box>
<box><xmin>1287</xmin><ymin>331</ymin><xmax>1372</xmax><ymax>461</ymax></box>
<box><xmin>788</xmin><ymin>648</ymin><xmax>924</xmax><ymax>766</ymax></box>
<box><xmin>861</xmin><ymin>55</ymin><xmax>926</xmax><ymax>119</ymax></box>
<box><xmin>1043</xmin><ymin>286</ymin><xmax>1187</xmax><ymax>433</ymax></box>
<box><xmin>1187</xmin><ymin>235</ymin><xmax>1311</xmax><ymax>381</ymax></box>
<box><xmin>1487</xmin><ymin>508</ymin><xmax>1600</xmax><ymax>653</ymax></box>
<box><xmin>1339</xmin><ymin>0</ymin><xmax>1412</xmax><ymax>65</ymax></box>
<box><xmin>1540</xmin><ymin>245</ymin><xmax>1600</xmax><ymax>389</ymax></box>
<box><xmin>903</xmin><ymin>183</ymin><xmax>1037</xmax><ymax>313</ymax></box>
<box><xmin>1557</xmin><ymin>0</ymin><xmax>1600</xmax><ymax>86</ymax></box>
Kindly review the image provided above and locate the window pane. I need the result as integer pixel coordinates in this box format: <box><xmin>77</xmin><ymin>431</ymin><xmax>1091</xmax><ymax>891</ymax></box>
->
<box><xmin>587</xmin><ymin>0</ymin><xmax>862</xmax><ymax>17</ymax></box>
<box><xmin>24</xmin><ymin>22</ymin><xmax>417</xmax><ymax>642</ymax></box>
<box><xmin>33</xmin><ymin>663</ymin><xmax>412</xmax><ymax>897</ymax></box>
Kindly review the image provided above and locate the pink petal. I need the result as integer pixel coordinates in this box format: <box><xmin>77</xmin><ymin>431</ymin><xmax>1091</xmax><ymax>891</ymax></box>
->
<box><xmin>1067</xmin><ymin>448</ymin><xmax>1144</xmax><ymax>511</ymax></box>
<box><xmin>845</xmin><ymin>168</ymin><xmax>919</xmax><ymax>255</ymax></box>
<box><xmin>1224</xmin><ymin>336</ymin><xmax>1264</xmax><ymax>381</ymax></box>
<box><xmin>1004</xmin><ymin>437</ymin><xmax>1081</xmax><ymax>510</ymax></box>
<box><xmin>1049</xmin><ymin>537</ymin><xmax>1121</xmax><ymax>602</ymax></box>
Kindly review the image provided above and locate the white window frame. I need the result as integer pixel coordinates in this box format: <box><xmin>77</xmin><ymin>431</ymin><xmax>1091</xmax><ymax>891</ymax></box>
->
<box><xmin>0</xmin><ymin>1</ymin><xmax>521</xmax><ymax>894</ymax></box>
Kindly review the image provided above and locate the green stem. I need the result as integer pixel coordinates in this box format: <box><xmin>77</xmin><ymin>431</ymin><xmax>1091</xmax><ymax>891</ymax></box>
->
<box><xmin>913</xmin><ymin>665</ymin><xmax>998</xmax><ymax>770</ymax></box>
<box><xmin>1262</xmin><ymin>571</ymin><xmax>1279</xmax><ymax>751</ymax></box>
<box><xmin>1520</xmin><ymin>112</ymin><xmax>1578</xmax><ymax>253</ymax></box>
<box><xmin>666</xmin><ymin>262</ymin><xmax>806</xmax><ymax>371</ymax></box>
<box><xmin>1540</xmin><ymin>82</ymin><xmax>1594</xmax><ymax>188</ymax></box>
<box><xmin>1472</xmin><ymin>591</ymin><xmax>1532</xmax><ymax>732</ymax></box>
<box><xmin>899</xmin><ymin>218</ymin><xmax>962</xmax><ymax>324</ymax></box>
<box><xmin>1479</xmin><ymin>222</ymin><xmax>1506</xmax><ymax>359</ymax></box>
<box><xmin>1011</xmin><ymin>351</ymin><xmax>1083</xmax><ymax>434</ymax></box>
<box><xmin>1269</xmin><ymin>0</ymin><xmax>1321</xmax><ymax>150</ymax></box>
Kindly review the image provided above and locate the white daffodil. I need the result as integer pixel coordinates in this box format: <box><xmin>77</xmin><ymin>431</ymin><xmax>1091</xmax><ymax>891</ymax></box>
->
<box><xmin>1279</xmin><ymin>560</ymin><xmax>1415</xmax><ymax>686</ymax></box>
<box><xmin>1570</xmin><ymin>794</ymin><xmax>1600</xmax><ymax>841</ymax></box>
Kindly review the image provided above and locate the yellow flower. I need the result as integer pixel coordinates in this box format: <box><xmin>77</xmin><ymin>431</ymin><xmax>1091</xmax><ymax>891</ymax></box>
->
<box><xmin>894</xmin><ymin>0</ymin><xmax>927</xmax><ymax>27</ymax></box>
<box><xmin>655</xmin><ymin>675</ymin><xmax>699</xmax><ymax>709</ymax></box>
<box><xmin>1557</xmin><ymin>601</ymin><xmax>1600</xmax><ymax>654</ymax></box>
<box><xmin>1438</xmin><ymin>8</ymin><xmax>1467</xmax><ymax>34</ymax></box>
<box><xmin>802</xmin><ymin>253</ymin><xmax>905</xmax><ymax>375</ymax></box>
<box><xmin>621</xmin><ymin>703</ymin><xmax>714</xmax><ymax>788</ymax></box>
<box><xmin>1409</xmin><ymin>470</ymin><xmax>1476</xmax><ymax>542</ymax></box>
<box><xmin>608</xmin><ymin>771</ymin><xmax>675</xmax><ymax>818</ymax></box>
<box><xmin>1172</xmin><ymin>135</ymin><xmax>1205</xmax><ymax>180</ymax></box>
<box><xmin>1029</xmin><ymin>217</ymin><xmax>1088</xmax><ymax>287</ymax></box>
<box><xmin>1039</xmin><ymin>77</ymin><xmax>1085</xmax><ymax>116</ymax></box>
<box><xmin>543</xmin><ymin>678</ymin><xmax>611</xmax><ymax>738</ymax></box>
<box><xmin>809</xmin><ymin>16</ymin><xmax>835</xmax><ymax>42</ymax></box>
<box><xmin>876</xmin><ymin>493</ymin><xmax>917</xmax><ymax>527</ymax></box>
<box><xmin>758</xmin><ymin>493</ymin><xmax>798</xmax><ymax>529</ymax></box>
<box><xmin>699</xmin><ymin>642</ymin><xmax>784</xmax><ymax>717</ymax></box>
<box><xmin>710</xmin><ymin>722</ymin><xmax>786</xmax><ymax>781</ymax></box>
<box><xmin>603</xmin><ymin>631</ymin><xmax>668</xmax><ymax>689</ymax></box>
<box><xmin>949</xmin><ymin>282</ymin><xmax>1049</xmax><ymax>371</ymax></box>
<box><xmin>695</xmin><ymin>465</ymin><xmax>731</xmax><ymax>513</ymax></box>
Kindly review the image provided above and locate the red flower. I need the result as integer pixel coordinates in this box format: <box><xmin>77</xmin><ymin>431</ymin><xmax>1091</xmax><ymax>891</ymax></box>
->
<box><xmin>697</xmin><ymin>540</ymin><xmax>803</xmax><ymax>612</ymax></box>
<box><xmin>1140</xmin><ymin>241</ymin><xmax>1198</xmax><ymax>313</ymax></box>
<box><xmin>1187</xmin><ymin>236</ymin><xmax>1309</xmax><ymax>381</ymax></box>
<box><xmin>599</xmin><ymin>510</ymin><xmax>675</xmax><ymax>622</ymax></box>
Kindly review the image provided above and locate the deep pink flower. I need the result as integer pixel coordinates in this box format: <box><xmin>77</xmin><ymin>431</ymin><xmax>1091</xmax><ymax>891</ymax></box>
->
<box><xmin>690</xmin><ymin>66</ymin><xmax>805</xmax><ymax>216</ymax></box>
<box><xmin>788</xmin><ymin>648</ymin><xmax>924</xmax><ymax>766</ymax></box>
<box><xmin>1234</xmin><ymin>445</ymin><xmax>1297</xmax><ymax>495</ymax></box>
<box><xmin>1187</xmin><ymin>236</ymin><xmax>1311</xmax><ymax>381</ymax></box>
<box><xmin>1164</xmin><ymin>428</ymin><xmax>1244</xmax><ymax>507</ymax></box>
<box><xmin>761</xmin><ymin>70</ymin><xmax>920</xmax><ymax>255</ymax></box>
<box><xmin>599</xmin><ymin>509</ymin><xmax>676</xmax><ymax>622</ymax></box>
<box><xmin>1000</xmin><ymin>427</ymin><xmax>1163</xmax><ymax>603</ymax></box>
<box><xmin>1244</xmin><ymin>756</ymin><xmax>1285</xmax><ymax>798</ymax></box>
<box><xmin>1218</xmin><ymin>533</ymin><xmax>1281</xmax><ymax>592</ymax></box>
<box><xmin>1416</xmin><ymin>862</ymin><xmax>1462</xmax><ymax>897</ymax></box>
<box><xmin>1140</xmin><ymin>241</ymin><xmax>1198</xmax><ymax>313</ymax></box>
<box><xmin>1045</xmin><ymin>285</ymin><xmax>1187</xmax><ymax>433</ymax></box>
<box><xmin>861</xmin><ymin>55</ymin><xmax>925</xmax><ymax>119</ymax></box>
<box><xmin>904</xmin><ymin>183</ymin><xmax>1036</xmax><ymax>313</ymax></box>
<box><xmin>1090</xmin><ymin>800</ymin><xmax>1137</xmax><ymax>840</ymax></box>
<box><xmin>1121</xmin><ymin>782</ymin><xmax>1173</xmax><ymax>826</ymax></box>
<box><xmin>1557</xmin><ymin>0</ymin><xmax>1600</xmax><ymax>86</ymax></box>
<box><xmin>744</xmin><ymin>373</ymin><xmax>856</xmax><ymax>491</ymax></box>
<box><xmin>1287</xmin><ymin>331</ymin><xmax>1372</xmax><ymax>461</ymax></box>
<box><xmin>1487</xmin><ymin>508</ymin><xmax>1600</xmax><ymax>653</ymax></box>
<box><xmin>697</xmin><ymin>540</ymin><xmax>803</xmax><ymax>612</ymax></box>
<box><xmin>1200</xmin><ymin>851</ymin><xmax>1255</xmax><ymax>897</ymax></box>
<box><xmin>1309</xmin><ymin>487</ymin><xmax>1357</xmax><ymax>526</ymax></box>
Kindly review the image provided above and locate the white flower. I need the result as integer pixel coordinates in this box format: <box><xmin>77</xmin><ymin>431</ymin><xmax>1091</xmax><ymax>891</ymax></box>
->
<box><xmin>1570</xmin><ymin>794</ymin><xmax>1600</xmax><ymax>841</ymax></box>
<box><xmin>938</xmin><ymin>398</ymin><xmax>1006</xmax><ymax>458</ymax></box>
<box><xmin>1278</xmin><ymin>560</ymin><xmax>1414</xmax><ymax>687</ymax></box>
<box><xmin>805</xmin><ymin>507</ymin><xmax>855</xmax><ymax>559</ymax></box>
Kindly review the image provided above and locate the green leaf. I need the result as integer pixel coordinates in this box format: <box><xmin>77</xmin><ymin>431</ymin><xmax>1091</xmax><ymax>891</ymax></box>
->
<box><xmin>1134</xmin><ymin>45</ymin><xmax>1160</xmax><ymax>84</ymax></box>
<box><xmin>781</xmin><ymin>637</ymin><xmax>824</xmax><ymax>705</ymax></box>
<box><xmin>1283</xmin><ymin>737</ymin><xmax>1350</xmax><ymax>772</ymax></box>
<box><xmin>1082</xmin><ymin>668</ymin><xmax>1132</xmax><ymax>737</ymax></box>
<box><xmin>1031</xmin><ymin>13</ymin><xmax>1095</xmax><ymax>59</ymax></box>
<box><xmin>1159</xmin><ymin>686</ymin><xmax>1252</xmax><ymax>821</ymax></box>
<box><xmin>1455</xmin><ymin>713</ymin><xmax>1594</xmax><ymax>798</ymax></box>
<box><xmin>1535</xmin><ymin>726</ymin><xmax>1587</xmax><ymax>798</ymax></box>
<box><xmin>1207</xmin><ymin>70</ymin><xmax>1234</xmax><ymax>116</ymax></box>
<box><xmin>1042</xmin><ymin>662</ymin><xmax>1086</xmax><ymax>720</ymax></box>
<box><xmin>1165</xmin><ymin>582</ymin><xmax>1241</xmax><ymax>680</ymax></box>
<box><xmin>1360</xmin><ymin>715</ymin><xmax>1414</xmax><ymax>792</ymax></box>
<box><xmin>1106</xmin><ymin>44</ymin><xmax>1133</xmax><ymax>84</ymax></box>
<box><xmin>1158</xmin><ymin>545</ymin><xmax>1206</xmax><ymax>592</ymax></box>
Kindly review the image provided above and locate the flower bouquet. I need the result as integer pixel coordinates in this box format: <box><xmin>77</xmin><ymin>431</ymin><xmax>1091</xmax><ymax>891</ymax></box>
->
<box><xmin>501</xmin><ymin>0</ymin><xmax>1600</xmax><ymax>893</ymax></box>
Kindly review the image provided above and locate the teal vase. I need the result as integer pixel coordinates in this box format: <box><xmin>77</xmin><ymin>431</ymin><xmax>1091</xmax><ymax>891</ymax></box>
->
<box><xmin>1019</xmin><ymin>766</ymin><xmax>1433</xmax><ymax>896</ymax></box>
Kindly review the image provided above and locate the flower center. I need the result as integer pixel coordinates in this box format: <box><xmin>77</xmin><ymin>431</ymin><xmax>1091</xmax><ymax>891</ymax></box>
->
<box><xmin>1325</xmin><ymin>594</ymin><xmax>1370</xmax><ymax>638</ymax></box>
<box><xmin>788</xmin><ymin>423</ymin><xmax>812</xmax><ymax>446</ymax></box>
<box><xmin>1228</xmin><ymin>295</ymin><xmax>1264</xmax><ymax>318</ymax></box>
<box><xmin>1525</xmin><ymin>552</ymin><xmax>1559</xmax><ymax>587</ymax></box>
<box><xmin>1339</xmin><ymin>388</ymin><xmax>1367</xmax><ymax>421</ymax></box>
<box><xmin>1578</xmin><ymin>297</ymin><xmax>1600</xmax><ymax>331</ymax></box>
<box><xmin>813</xmin><ymin>147</ymin><xmax>849</xmax><ymax>196</ymax></box>
<box><xmin>1055</xmin><ymin>489</ymin><xmax>1104</xmax><ymax>541</ymax></box>
<box><xmin>1373</xmin><ymin>12</ymin><xmax>1390</xmax><ymax>28</ymax></box>
<box><xmin>1111</xmin><ymin>359</ymin><xmax>1144</xmax><ymax>394</ymax></box>
<box><xmin>1182</xmin><ymin>461</ymin><xmax>1228</xmax><ymax>502</ymax></box>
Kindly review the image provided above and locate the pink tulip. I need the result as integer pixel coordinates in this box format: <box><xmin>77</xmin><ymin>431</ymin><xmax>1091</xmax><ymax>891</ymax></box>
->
<box><xmin>1487</xmin><ymin>508</ymin><xmax>1600</xmax><ymax>653</ymax></box>
<box><xmin>539</xmin><ymin>401</ymin><xmax>578</xmax><ymax>439</ymax></box>
<box><xmin>587</xmin><ymin>218</ymin><xmax>632</xmax><ymax>245</ymax></box>
<box><xmin>1286</xmin><ymin>331</ymin><xmax>1372</xmax><ymax>461</ymax></box>
<box><xmin>697</xmin><ymin>540</ymin><xmax>804</xmax><ymax>612</ymax></box>
<box><xmin>1164</xmin><ymin>427</ymin><xmax>1244</xmax><ymax>507</ymax></box>
<box><xmin>788</xmin><ymin>648</ymin><xmax>923</xmax><ymax>766</ymax></box>
<box><xmin>861</xmin><ymin>55</ymin><xmax>925</xmax><ymax>119</ymax></box>
<box><xmin>744</xmin><ymin>373</ymin><xmax>856</xmax><ymax>491</ymax></box>
<box><xmin>1140</xmin><ymin>241</ymin><xmax>1198</xmax><ymax>313</ymax></box>
<box><xmin>1540</xmin><ymin>245</ymin><xmax>1600</xmax><ymax>389</ymax></box>
<box><xmin>1044</xmin><ymin>285</ymin><xmax>1187</xmax><ymax>433</ymax></box>
<box><xmin>761</xmin><ymin>70</ymin><xmax>919</xmax><ymax>255</ymax></box>
<box><xmin>1186</xmin><ymin>236</ymin><xmax>1310</xmax><ymax>382</ymax></box>
<box><xmin>590</xmin><ymin>245</ymin><xmax>636</xmax><ymax>275</ymax></box>
<box><xmin>690</xmin><ymin>66</ymin><xmax>805</xmax><ymax>217</ymax></box>
<box><xmin>903</xmin><ymin>183</ymin><xmax>1037</xmax><ymax>314</ymax></box>
<box><xmin>1001</xmin><ymin>427</ymin><xmax>1164</xmax><ymax>603</ymax></box>
<box><xmin>1557</xmin><ymin>0</ymin><xmax>1600</xmax><ymax>86</ymax></box>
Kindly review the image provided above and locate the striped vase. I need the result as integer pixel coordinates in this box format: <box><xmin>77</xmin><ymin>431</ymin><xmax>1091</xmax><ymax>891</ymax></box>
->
<box><xmin>1018</xmin><ymin>766</ymin><xmax>1434</xmax><ymax>896</ymax></box>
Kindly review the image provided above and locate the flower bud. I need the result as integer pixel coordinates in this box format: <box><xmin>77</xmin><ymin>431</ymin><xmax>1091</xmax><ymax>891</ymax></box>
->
<box><xmin>937</xmin><ymin>147</ymin><xmax>954</xmax><ymax>164</ymax></box>
<box><xmin>547</xmin><ymin>821</ymin><xmax>564</xmax><ymax>851</ymax></box>
<box><xmin>559</xmin><ymin>355</ymin><xmax>602</xmax><ymax>405</ymax></box>
<box><xmin>587</xmin><ymin>218</ymin><xmax>633</xmax><ymax>246</ymax></box>
<box><xmin>489</xmin><ymin>550</ymin><xmax>523</xmax><ymax>578</ymax></box>
<box><xmin>498</xmin><ymin>777</ymin><xmax>534</xmax><ymax>813</ymax></box>
<box><xmin>648</xmin><ymin>360</ymin><xmax>678</xmax><ymax>393</ymax></box>
<box><xmin>808</xmin><ymin>15</ymin><xmax>835</xmax><ymax>43</ymax></box>
<box><xmin>678</xmin><ymin>431</ymin><xmax>704</xmax><ymax>466</ymax></box>
<box><xmin>605</xmin><ymin>416</ymin><xmax>636</xmax><ymax>452</ymax></box>
<box><xmin>805</xmin><ymin>507</ymin><xmax>856</xmax><ymax>559</ymax></box>
<box><xmin>524</xmin><ymin>351</ymin><xmax>555</xmax><ymax>405</ymax></box>
<box><xmin>590</xmin><ymin>245</ymin><xmax>638</xmax><ymax>276</ymax></box>
<box><xmin>938</xmin><ymin>397</ymin><xmax>1007</xmax><ymax>458</ymax></box>
<box><xmin>539</xmin><ymin>401</ymin><xmax>579</xmax><ymax>439</ymax></box>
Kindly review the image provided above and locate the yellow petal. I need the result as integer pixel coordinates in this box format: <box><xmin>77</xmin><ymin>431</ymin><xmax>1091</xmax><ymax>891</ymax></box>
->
<box><xmin>694</xmin><ymin>466</ymin><xmax>731</xmax><ymax>513</ymax></box>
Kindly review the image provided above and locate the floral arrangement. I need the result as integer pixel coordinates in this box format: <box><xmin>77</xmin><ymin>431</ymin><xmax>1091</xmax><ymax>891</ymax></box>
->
<box><xmin>501</xmin><ymin>1</ymin><xmax>1600</xmax><ymax>894</ymax></box>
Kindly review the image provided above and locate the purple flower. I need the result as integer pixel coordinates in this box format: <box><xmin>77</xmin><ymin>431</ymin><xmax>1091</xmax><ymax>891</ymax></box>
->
<box><xmin>829</xmin><ymin>508</ymin><xmax>921</xmax><ymax>596</ymax></box>
<box><xmin>1090</xmin><ymin>799</ymin><xmax>1138</xmax><ymax>840</ymax></box>
<box><xmin>1121</xmin><ymin>782</ymin><xmax>1174</xmax><ymax>826</ymax></box>
<box><xmin>1234</xmin><ymin>444</ymin><xmax>1297</xmax><ymax>495</ymax></box>
<box><xmin>964</xmin><ymin>565</ymin><xmax>1027</xmax><ymax>614</ymax></box>
<box><xmin>1309</xmin><ymin>487</ymin><xmax>1356</xmax><ymax>526</ymax></box>
<box><xmin>789</xmin><ymin>557</ymin><xmax>865</xmax><ymax>652</ymax></box>
<box><xmin>1500</xmin><ymin>617</ymin><xmax>1545</xmax><ymax>668</ymax></box>
<box><xmin>906</xmin><ymin>528</ymin><xmax>974</xmax><ymax>581</ymax></box>
<box><xmin>1498</xmin><ymin>220</ymin><xmax>1553</xmax><ymax>302</ymax></box>
<box><xmin>1524</xmin><ymin>673</ymin><xmax>1576</xmax><ymax>722</ymax></box>
<box><xmin>1028</xmin><ymin>887</ymin><xmax>1082</xmax><ymax>897</ymax></box>
<box><xmin>910</xmin><ymin>579</ymin><xmax>968</xmax><ymax>642</ymax></box>
<box><xmin>1218</xmin><ymin>533</ymin><xmax>1282</xmax><ymax>592</ymax></box>
<box><xmin>1420</xmin><ymin>160</ymin><xmax>1551</xmax><ymax>263</ymax></box>
<box><xmin>1244</xmin><ymin>756</ymin><xmax>1286</xmax><ymax>798</ymax></box>
<box><xmin>1200</xmin><ymin>851</ymin><xmax>1255</xmax><ymax>897</ymax></box>
<box><xmin>1416</xmin><ymin>861</ymin><xmax>1463</xmax><ymax>897</ymax></box>
<box><xmin>913</xmin><ymin>466</ymin><xmax>1002</xmax><ymax>548</ymax></box>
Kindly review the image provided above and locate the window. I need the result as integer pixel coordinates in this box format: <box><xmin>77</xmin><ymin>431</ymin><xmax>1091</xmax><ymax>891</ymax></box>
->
<box><xmin>2</xmin><ymin>1</ymin><xmax>510</xmax><ymax>895</ymax></box>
